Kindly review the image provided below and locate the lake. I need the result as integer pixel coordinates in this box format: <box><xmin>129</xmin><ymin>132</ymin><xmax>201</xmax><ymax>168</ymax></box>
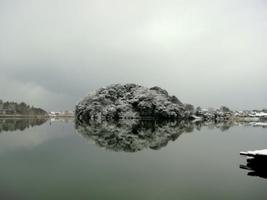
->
<box><xmin>0</xmin><ymin>118</ymin><xmax>266</xmax><ymax>200</ymax></box>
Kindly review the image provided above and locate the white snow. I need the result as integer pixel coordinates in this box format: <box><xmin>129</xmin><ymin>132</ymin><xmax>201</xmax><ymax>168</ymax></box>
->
<box><xmin>240</xmin><ymin>149</ymin><xmax>267</xmax><ymax>156</ymax></box>
<box><xmin>254</xmin><ymin>112</ymin><xmax>267</xmax><ymax>117</ymax></box>
<box><xmin>253</xmin><ymin>122</ymin><xmax>267</xmax><ymax>127</ymax></box>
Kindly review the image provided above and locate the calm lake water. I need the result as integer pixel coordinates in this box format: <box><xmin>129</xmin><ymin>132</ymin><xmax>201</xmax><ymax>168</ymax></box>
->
<box><xmin>0</xmin><ymin>118</ymin><xmax>266</xmax><ymax>200</ymax></box>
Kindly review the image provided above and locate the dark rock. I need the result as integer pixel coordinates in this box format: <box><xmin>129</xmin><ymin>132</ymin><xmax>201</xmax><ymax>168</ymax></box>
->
<box><xmin>240</xmin><ymin>156</ymin><xmax>267</xmax><ymax>179</ymax></box>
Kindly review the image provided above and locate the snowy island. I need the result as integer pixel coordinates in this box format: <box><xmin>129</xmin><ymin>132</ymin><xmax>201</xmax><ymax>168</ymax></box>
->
<box><xmin>74</xmin><ymin>84</ymin><xmax>267</xmax><ymax>154</ymax></box>
<box><xmin>75</xmin><ymin>83</ymin><xmax>267</xmax><ymax>124</ymax></box>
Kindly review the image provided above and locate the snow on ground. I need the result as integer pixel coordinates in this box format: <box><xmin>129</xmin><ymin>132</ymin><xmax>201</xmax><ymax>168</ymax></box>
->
<box><xmin>254</xmin><ymin>112</ymin><xmax>267</xmax><ymax>117</ymax></box>
<box><xmin>253</xmin><ymin>122</ymin><xmax>267</xmax><ymax>127</ymax></box>
<box><xmin>240</xmin><ymin>149</ymin><xmax>267</xmax><ymax>156</ymax></box>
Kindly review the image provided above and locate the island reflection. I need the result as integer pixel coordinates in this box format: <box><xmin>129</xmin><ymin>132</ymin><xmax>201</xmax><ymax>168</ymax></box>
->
<box><xmin>0</xmin><ymin>118</ymin><xmax>48</xmax><ymax>133</ymax></box>
<box><xmin>75</xmin><ymin>120</ymin><xmax>265</xmax><ymax>152</ymax></box>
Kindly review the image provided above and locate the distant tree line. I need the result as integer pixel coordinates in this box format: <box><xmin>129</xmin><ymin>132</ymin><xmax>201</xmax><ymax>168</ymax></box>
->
<box><xmin>0</xmin><ymin>100</ymin><xmax>47</xmax><ymax>115</ymax></box>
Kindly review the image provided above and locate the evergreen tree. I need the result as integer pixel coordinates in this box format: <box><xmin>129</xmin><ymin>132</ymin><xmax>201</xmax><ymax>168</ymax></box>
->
<box><xmin>0</xmin><ymin>100</ymin><xmax>47</xmax><ymax>115</ymax></box>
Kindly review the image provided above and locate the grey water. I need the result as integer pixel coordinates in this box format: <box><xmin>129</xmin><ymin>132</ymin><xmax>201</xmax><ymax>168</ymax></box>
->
<box><xmin>0</xmin><ymin>118</ymin><xmax>266</xmax><ymax>200</ymax></box>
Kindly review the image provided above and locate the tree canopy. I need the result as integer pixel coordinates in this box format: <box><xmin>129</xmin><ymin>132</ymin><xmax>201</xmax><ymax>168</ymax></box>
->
<box><xmin>0</xmin><ymin>100</ymin><xmax>47</xmax><ymax>115</ymax></box>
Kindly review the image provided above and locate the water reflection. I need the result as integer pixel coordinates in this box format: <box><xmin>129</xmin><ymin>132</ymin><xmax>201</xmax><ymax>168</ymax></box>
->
<box><xmin>76</xmin><ymin>119</ymin><xmax>267</xmax><ymax>152</ymax></box>
<box><xmin>240</xmin><ymin>156</ymin><xmax>267</xmax><ymax>179</ymax></box>
<box><xmin>76</xmin><ymin>120</ymin><xmax>185</xmax><ymax>152</ymax></box>
<box><xmin>76</xmin><ymin>120</ymin><xmax>242</xmax><ymax>152</ymax></box>
<box><xmin>0</xmin><ymin>118</ymin><xmax>48</xmax><ymax>132</ymax></box>
<box><xmin>49</xmin><ymin>117</ymin><xmax>74</xmax><ymax>123</ymax></box>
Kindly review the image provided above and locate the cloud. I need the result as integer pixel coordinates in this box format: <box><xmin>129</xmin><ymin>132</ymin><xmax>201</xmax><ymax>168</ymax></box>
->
<box><xmin>0</xmin><ymin>75</ymin><xmax>73</xmax><ymax>110</ymax></box>
<box><xmin>0</xmin><ymin>0</ymin><xmax>266</xmax><ymax>110</ymax></box>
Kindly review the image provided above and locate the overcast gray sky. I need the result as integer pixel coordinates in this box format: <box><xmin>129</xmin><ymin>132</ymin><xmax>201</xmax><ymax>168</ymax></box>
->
<box><xmin>0</xmin><ymin>0</ymin><xmax>266</xmax><ymax>111</ymax></box>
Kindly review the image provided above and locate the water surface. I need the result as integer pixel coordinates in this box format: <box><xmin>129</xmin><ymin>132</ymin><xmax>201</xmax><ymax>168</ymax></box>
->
<box><xmin>0</xmin><ymin>118</ymin><xmax>266</xmax><ymax>200</ymax></box>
